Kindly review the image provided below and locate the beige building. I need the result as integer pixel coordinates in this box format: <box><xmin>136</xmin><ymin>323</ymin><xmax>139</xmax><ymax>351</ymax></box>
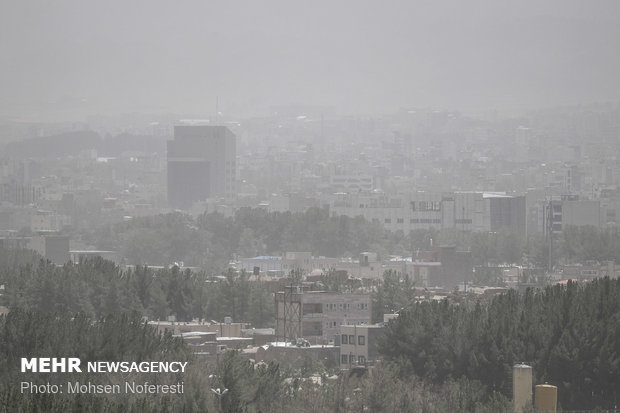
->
<box><xmin>339</xmin><ymin>324</ymin><xmax>384</xmax><ymax>368</ymax></box>
<box><xmin>275</xmin><ymin>288</ymin><xmax>371</xmax><ymax>345</ymax></box>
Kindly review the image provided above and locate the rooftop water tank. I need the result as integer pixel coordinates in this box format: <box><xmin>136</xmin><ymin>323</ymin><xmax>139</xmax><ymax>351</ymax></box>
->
<box><xmin>535</xmin><ymin>384</ymin><xmax>557</xmax><ymax>412</ymax></box>
<box><xmin>513</xmin><ymin>363</ymin><xmax>533</xmax><ymax>413</ymax></box>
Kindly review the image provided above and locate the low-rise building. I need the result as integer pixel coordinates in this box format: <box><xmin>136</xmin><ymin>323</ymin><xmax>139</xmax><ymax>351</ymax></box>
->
<box><xmin>248</xmin><ymin>342</ymin><xmax>340</xmax><ymax>369</ymax></box>
<box><xmin>149</xmin><ymin>320</ymin><xmax>249</xmax><ymax>337</ymax></box>
<box><xmin>339</xmin><ymin>324</ymin><xmax>384</xmax><ymax>368</ymax></box>
<box><xmin>237</xmin><ymin>252</ymin><xmax>339</xmax><ymax>275</ymax></box>
<box><xmin>275</xmin><ymin>287</ymin><xmax>371</xmax><ymax>345</ymax></box>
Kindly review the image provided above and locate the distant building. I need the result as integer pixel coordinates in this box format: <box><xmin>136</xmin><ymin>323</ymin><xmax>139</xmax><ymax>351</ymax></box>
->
<box><xmin>329</xmin><ymin>174</ymin><xmax>374</xmax><ymax>192</ymax></box>
<box><xmin>28</xmin><ymin>235</ymin><xmax>70</xmax><ymax>265</ymax></box>
<box><xmin>0</xmin><ymin>234</ymin><xmax>69</xmax><ymax>265</ymax></box>
<box><xmin>542</xmin><ymin>196</ymin><xmax>601</xmax><ymax>235</ymax></box>
<box><xmin>237</xmin><ymin>252</ymin><xmax>339</xmax><ymax>275</ymax></box>
<box><xmin>275</xmin><ymin>287</ymin><xmax>371</xmax><ymax>345</ymax></box>
<box><xmin>327</xmin><ymin>191</ymin><xmax>526</xmax><ymax>239</ymax></box>
<box><xmin>414</xmin><ymin>246</ymin><xmax>473</xmax><ymax>288</ymax></box>
<box><xmin>70</xmin><ymin>250</ymin><xmax>119</xmax><ymax>264</ymax></box>
<box><xmin>30</xmin><ymin>210</ymin><xmax>71</xmax><ymax>232</ymax></box>
<box><xmin>167</xmin><ymin>125</ymin><xmax>236</xmax><ymax>209</ymax></box>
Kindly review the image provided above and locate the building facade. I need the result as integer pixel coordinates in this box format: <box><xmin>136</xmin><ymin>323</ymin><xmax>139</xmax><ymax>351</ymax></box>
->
<box><xmin>541</xmin><ymin>196</ymin><xmax>601</xmax><ymax>235</ymax></box>
<box><xmin>275</xmin><ymin>288</ymin><xmax>371</xmax><ymax>345</ymax></box>
<box><xmin>167</xmin><ymin>125</ymin><xmax>236</xmax><ymax>209</ymax></box>
<box><xmin>339</xmin><ymin>324</ymin><xmax>384</xmax><ymax>368</ymax></box>
<box><xmin>237</xmin><ymin>252</ymin><xmax>339</xmax><ymax>275</ymax></box>
<box><xmin>327</xmin><ymin>191</ymin><xmax>526</xmax><ymax>239</ymax></box>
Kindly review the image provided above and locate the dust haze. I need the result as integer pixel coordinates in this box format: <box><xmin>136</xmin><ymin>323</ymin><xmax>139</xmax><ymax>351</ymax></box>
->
<box><xmin>2</xmin><ymin>0</ymin><xmax>619</xmax><ymax>119</ymax></box>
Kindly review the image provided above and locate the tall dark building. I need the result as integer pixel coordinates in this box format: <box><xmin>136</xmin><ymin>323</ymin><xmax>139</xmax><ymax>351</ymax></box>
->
<box><xmin>167</xmin><ymin>125</ymin><xmax>236</xmax><ymax>209</ymax></box>
<box><xmin>489</xmin><ymin>195</ymin><xmax>526</xmax><ymax>240</ymax></box>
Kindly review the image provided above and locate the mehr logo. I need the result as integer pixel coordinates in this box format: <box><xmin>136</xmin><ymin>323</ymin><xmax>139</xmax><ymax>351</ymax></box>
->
<box><xmin>21</xmin><ymin>358</ymin><xmax>82</xmax><ymax>373</ymax></box>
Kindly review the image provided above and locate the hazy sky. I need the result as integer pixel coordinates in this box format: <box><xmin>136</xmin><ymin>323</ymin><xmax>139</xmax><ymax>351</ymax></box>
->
<box><xmin>2</xmin><ymin>0</ymin><xmax>620</xmax><ymax>120</ymax></box>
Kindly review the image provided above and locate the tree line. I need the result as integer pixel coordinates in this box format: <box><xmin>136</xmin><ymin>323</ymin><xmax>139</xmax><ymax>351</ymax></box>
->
<box><xmin>82</xmin><ymin>207</ymin><xmax>620</xmax><ymax>276</ymax></box>
<box><xmin>0</xmin><ymin>309</ymin><xmax>206</xmax><ymax>413</ymax></box>
<box><xmin>2</xmin><ymin>249</ymin><xmax>619</xmax><ymax>411</ymax></box>
<box><xmin>378</xmin><ymin>277</ymin><xmax>620</xmax><ymax>410</ymax></box>
<box><xmin>0</xmin><ymin>308</ymin><xmax>517</xmax><ymax>413</ymax></box>
<box><xmin>0</xmin><ymin>252</ymin><xmax>274</xmax><ymax>327</ymax></box>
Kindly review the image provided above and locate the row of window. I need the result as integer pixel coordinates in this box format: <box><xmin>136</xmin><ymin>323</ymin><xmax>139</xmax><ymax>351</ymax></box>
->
<box><xmin>341</xmin><ymin>355</ymin><xmax>366</xmax><ymax>365</ymax></box>
<box><xmin>325</xmin><ymin>303</ymin><xmax>350</xmax><ymax>311</ymax></box>
<box><xmin>342</xmin><ymin>334</ymin><xmax>365</xmax><ymax>345</ymax></box>
<box><xmin>385</xmin><ymin>218</ymin><xmax>442</xmax><ymax>224</ymax></box>
<box><xmin>324</xmin><ymin>302</ymin><xmax>367</xmax><ymax>311</ymax></box>
<box><xmin>324</xmin><ymin>321</ymin><xmax>366</xmax><ymax>328</ymax></box>
<box><xmin>410</xmin><ymin>201</ymin><xmax>442</xmax><ymax>211</ymax></box>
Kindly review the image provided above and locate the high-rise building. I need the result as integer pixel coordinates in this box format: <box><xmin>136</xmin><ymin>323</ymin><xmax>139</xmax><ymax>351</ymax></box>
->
<box><xmin>167</xmin><ymin>125</ymin><xmax>235</xmax><ymax>209</ymax></box>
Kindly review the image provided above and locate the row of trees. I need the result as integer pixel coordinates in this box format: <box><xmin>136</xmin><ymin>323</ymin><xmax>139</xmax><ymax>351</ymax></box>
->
<box><xmin>83</xmin><ymin>207</ymin><xmax>620</xmax><ymax>276</ymax></box>
<box><xmin>2</xmin><ymin>252</ymin><xmax>620</xmax><ymax>410</ymax></box>
<box><xmin>0</xmin><ymin>309</ymin><xmax>207</xmax><ymax>413</ymax></box>
<box><xmin>207</xmin><ymin>350</ymin><xmax>515</xmax><ymax>413</ymax></box>
<box><xmin>378</xmin><ymin>277</ymin><xmax>620</xmax><ymax>410</ymax></box>
<box><xmin>86</xmin><ymin>207</ymin><xmax>411</xmax><ymax>272</ymax></box>
<box><xmin>0</xmin><ymin>253</ymin><xmax>274</xmax><ymax>326</ymax></box>
<box><xmin>0</xmin><ymin>308</ymin><xmax>517</xmax><ymax>413</ymax></box>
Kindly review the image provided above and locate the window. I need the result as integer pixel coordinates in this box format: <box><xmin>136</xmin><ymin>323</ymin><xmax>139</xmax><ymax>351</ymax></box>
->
<box><xmin>349</xmin><ymin>335</ymin><xmax>355</xmax><ymax>344</ymax></box>
<box><xmin>455</xmin><ymin>219</ymin><xmax>472</xmax><ymax>224</ymax></box>
<box><xmin>384</xmin><ymin>218</ymin><xmax>391</xmax><ymax>224</ymax></box>
<box><xmin>419</xmin><ymin>201</ymin><xmax>441</xmax><ymax>211</ymax></box>
<box><xmin>358</xmin><ymin>356</ymin><xmax>366</xmax><ymax>365</ymax></box>
<box><xmin>349</xmin><ymin>354</ymin><xmax>356</xmax><ymax>364</ymax></box>
<box><xmin>397</xmin><ymin>218</ymin><xmax>404</xmax><ymax>224</ymax></box>
<box><xmin>341</xmin><ymin>355</ymin><xmax>348</xmax><ymax>364</ymax></box>
<box><xmin>341</xmin><ymin>334</ymin><xmax>348</xmax><ymax>344</ymax></box>
<box><xmin>358</xmin><ymin>335</ymin><xmax>365</xmax><ymax>345</ymax></box>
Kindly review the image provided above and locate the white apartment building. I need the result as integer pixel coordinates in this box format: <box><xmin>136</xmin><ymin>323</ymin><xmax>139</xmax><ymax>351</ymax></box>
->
<box><xmin>327</xmin><ymin>191</ymin><xmax>526</xmax><ymax>238</ymax></box>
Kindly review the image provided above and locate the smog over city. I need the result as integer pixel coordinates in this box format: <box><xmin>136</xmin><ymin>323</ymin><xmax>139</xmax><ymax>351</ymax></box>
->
<box><xmin>0</xmin><ymin>1</ymin><xmax>619</xmax><ymax>412</ymax></box>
